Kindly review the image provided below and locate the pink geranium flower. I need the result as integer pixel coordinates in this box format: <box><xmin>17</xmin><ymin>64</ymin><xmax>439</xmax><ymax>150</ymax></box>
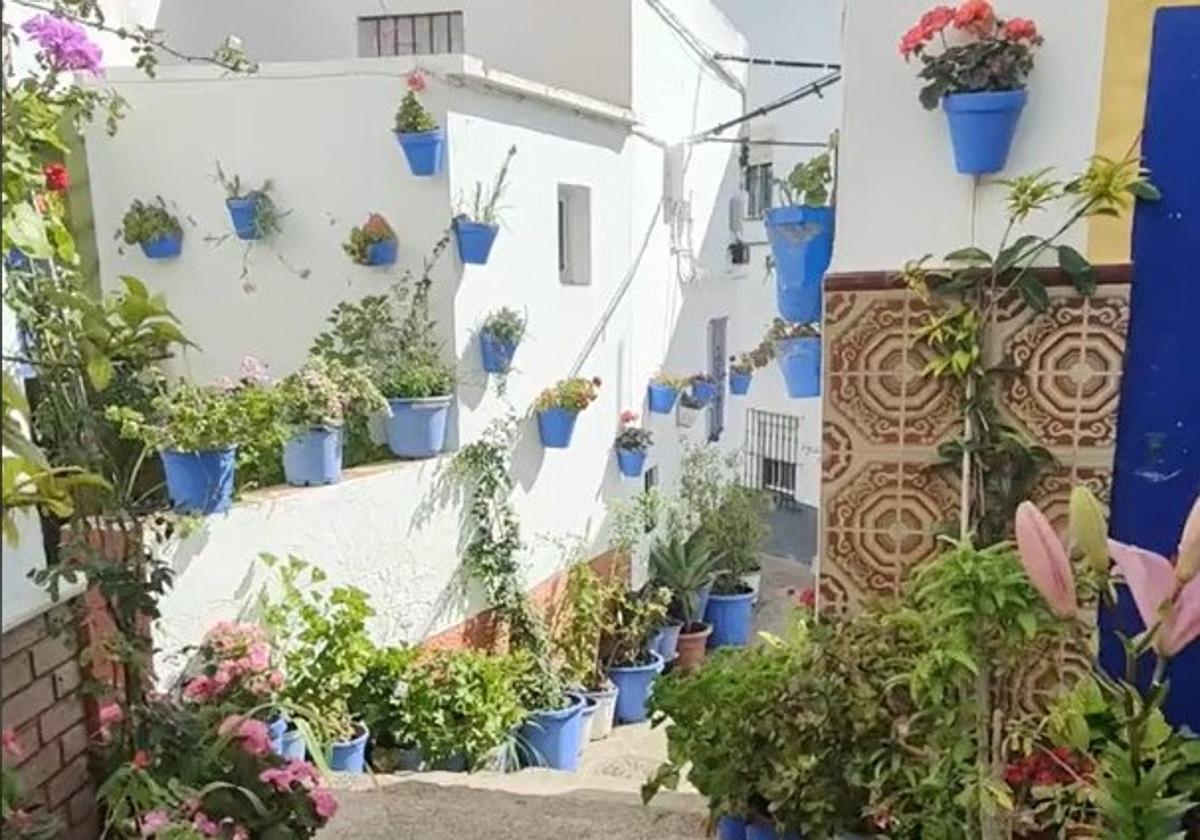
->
<box><xmin>1003</xmin><ymin>17</ymin><xmax>1038</xmax><ymax>41</ymax></box>
<box><xmin>219</xmin><ymin>715</ymin><xmax>272</xmax><ymax>756</ymax></box>
<box><xmin>310</xmin><ymin>787</ymin><xmax>338</xmax><ymax>820</ymax></box>
<box><xmin>406</xmin><ymin>71</ymin><xmax>427</xmax><ymax>92</ymax></box>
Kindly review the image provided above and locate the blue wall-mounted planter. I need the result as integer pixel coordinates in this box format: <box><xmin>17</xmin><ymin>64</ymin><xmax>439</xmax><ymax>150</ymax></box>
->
<box><xmin>691</xmin><ymin>379</ymin><xmax>718</xmax><ymax>406</ymax></box>
<box><xmin>729</xmin><ymin>371</ymin><xmax>752</xmax><ymax>395</ymax></box>
<box><xmin>704</xmin><ymin>590</ymin><xmax>755</xmax><ymax>648</ymax></box>
<box><xmin>283</xmin><ymin>427</ymin><xmax>342</xmax><ymax>486</ymax></box>
<box><xmin>518</xmin><ymin>693</ymin><xmax>585</xmax><ymax>772</ymax></box>
<box><xmin>775</xmin><ymin>336</ymin><xmax>821</xmax><ymax>398</ymax></box>
<box><xmin>4</xmin><ymin>249</ymin><xmax>32</xmax><ymax>272</ymax></box>
<box><xmin>647</xmin><ymin>384</ymin><xmax>679</xmax><ymax>414</ymax></box>
<box><xmin>608</xmin><ymin>651</ymin><xmax>664</xmax><ymax>724</ymax></box>
<box><xmin>537</xmin><ymin>407</ymin><xmax>579</xmax><ymax>449</ymax></box>
<box><xmin>395</xmin><ymin>128</ymin><xmax>445</xmax><ymax>176</ymax></box>
<box><xmin>942</xmin><ymin>89</ymin><xmax>1028</xmax><ymax>175</ymax></box>
<box><xmin>225</xmin><ymin>196</ymin><xmax>264</xmax><ymax>241</ymax></box>
<box><xmin>329</xmin><ymin>725</ymin><xmax>369</xmax><ymax>774</ymax></box>
<box><xmin>386</xmin><ymin>397</ymin><xmax>450</xmax><ymax>459</ymax></box>
<box><xmin>718</xmin><ymin>815</ymin><xmax>748</xmax><ymax>840</ymax></box>
<box><xmin>365</xmin><ymin>239</ymin><xmax>397</xmax><ymax>266</ymax></box>
<box><xmin>480</xmin><ymin>330</ymin><xmax>518</xmax><ymax>374</ymax></box>
<box><xmin>766</xmin><ymin>205</ymin><xmax>833</xmax><ymax>323</ymax></box>
<box><xmin>141</xmin><ymin>234</ymin><xmax>182</xmax><ymax>260</ymax></box>
<box><xmin>161</xmin><ymin>447</ymin><xmax>236</xmax><ymax>514</ymax></box>
<box><xmin>616</xmin><ymin>447</ymin><xmax>647</xmax><ymax>478</ymax></box>
<box><xmin>453</xmin><ymin>218</ymin><xmax>500</xmax><ymax>265</ymax></box>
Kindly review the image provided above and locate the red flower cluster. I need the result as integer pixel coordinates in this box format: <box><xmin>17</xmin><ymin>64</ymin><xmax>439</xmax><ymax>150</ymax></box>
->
<box><xmin>1003</xmin><ymin>17</ymin><xmax>1038</xmax><ymax>41</ymax></box>
<box><xmin>789</xmin><ymin>586</ymin><xmax>817</xmax><ymax>609</ymax></box>
<box><xmin>900</xmin><ymin>1</ymin><xmax>1036</xmax><ymax>56</ymax></box>
<box><xmin>406</xmin><ymin>71</ymin><xmax>427</xmax><ymax>93</ymax></box>
<box><xmin>953</xmin><ymin>0</ymin><xmax>995</xmax><ymax>34</ymax></box>
<box><xmin>1004</xmin><ymin>746</ymin><xmax>1095</xmax><ymax>788</ymax></box>
<box><xmin>43</xmin><ymin>162</ymin><xmax>69</xmax><ymax>192</ymax></box>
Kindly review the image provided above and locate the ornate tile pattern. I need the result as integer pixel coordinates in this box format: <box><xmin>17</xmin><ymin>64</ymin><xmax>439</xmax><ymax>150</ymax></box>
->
<box><xmin>819</xmin><ymin>279</ymin><xmax>1130</xmax><ymax>611</ymax></box>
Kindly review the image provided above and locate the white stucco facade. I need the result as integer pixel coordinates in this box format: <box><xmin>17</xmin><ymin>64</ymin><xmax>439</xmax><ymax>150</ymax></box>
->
<box><xmin>74</xmin><ymin>2</ymin><xmax>778</xmax><ymax>682</ymax></box>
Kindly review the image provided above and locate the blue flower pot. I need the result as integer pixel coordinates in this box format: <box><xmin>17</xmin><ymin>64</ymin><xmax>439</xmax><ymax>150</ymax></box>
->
<box><xmin>766</xmin><ymin>205</ymin><xmax>834</xmax><ymax>322</ymax></box>
<box><xmin>4</xmin><ymin>249</ymin><xmax>31</xmax><ymax>272</ymax></box>
<box><xmin>395</xmin><ymin>128</ymin><xmax>445</xmax><ymax>176</ymax></box>
<box><xmin>453</xmin><ymin>218</ymin><xmax>500</xmax><ymax>265</ymax></box>
<box><xmin>776</xmin><ymin>336</ymin><xmax>821</xmax><ymax>398</ymax></box>
<box><xmin>578</xmin><ymin>696</ymin><xmax>597</xmax><ymax>757</ymax></box>
<box><xmin>386</xmin><ymin>397</ymin><xmax>450</xmax><ymax>459</ymax></box>
<box><xmin>518</xmin><ymin>693</ymin><xmax>586</xmax><ymax>771</ymax></box>
<box><xmin>365</xmin><ymin>239</ymin><xmax>397</xmax><ymax>266</ymax></box>
<box><xmin>616</xmin><ymin>448</ymin><xmax>647</xmax><ymax>478</ymax></box>
<box><xmin>729</xmin><ymin>371</ymin><xmax>752</xmax><ymax>395</ymax></box>
<box><xmin>537</xmin><ymin>408</ymin><xmax>579</xmax><ymax>449</ymax></box>
<box><xmin>718</xmin><ymin>815</ymin><xmax>748</xmax><ymax>840</ymax></box>
<box><xmin>480</xmin><ymin>330</ymin><xmax>518</xmax><ymax>374</ymax></box>
<box><xmin>161</xmin><ymin>447</ymin><xmax>236</xmax><ymax>514</ymax></box>
<box><xmin>329</xmin><ymin>725</ymin><xmax>369</xmax><ymax>774</ymax></box>
<box><xmin>141</xmin><ymin>234</ymin><xmax>182</xmax><ymax>259</ymax></box>
<box><xmin>267</xmin><ymin>715</ymin><xmax>288</xmax><ymax>755</ymax></box>
<box><xmin>647</xmin><ymin>384</ymin><xmax>679</xmax><ymax>414</ymax></box>
<box><xmin>225</xmin><ymin>196</ymin><xmax>263</xmax><ymax>241</ymax></box>
<box><xmin>745</xmin><ymin>825</ymin><xmax>778</xmax><ymax>840</ymax></box>
<box><xmin>691</xmin><ymin>380</ymin><xmax>718</xmax><ymax>406</ymax></box>
<box><xmin>280</xmin><ymin>727</ymin><xmax>306</xmax><ymax>761</ymax></box>
<box><xmin>704</xmin><ymin>590</ymin><xmax>755</xmax><ymax>648</ymax></box>
<box><xmin>608</xmin><ymin>651</ymin><xmax>664</xmax><ymax>724</ymax></box>
<box><xmin>942</xmin><ymin>89</ymin><xmax>1028</xmax><ymax>175</ymax></box>
<box><xmin>283</xmin><ymin>427</ymin><xmax>342</xmax><ymax>486</ymax></box>
<box><xmin>652</xmin><ymin>621</ymin><xmax>682</xmax><ymax>662</ymax></box>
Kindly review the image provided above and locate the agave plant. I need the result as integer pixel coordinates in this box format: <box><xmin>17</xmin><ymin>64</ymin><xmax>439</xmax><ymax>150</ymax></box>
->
<box><xmin>649</xmin><ymin>534</ymin><xmax>720</xmax><ymax>628</ymax></box>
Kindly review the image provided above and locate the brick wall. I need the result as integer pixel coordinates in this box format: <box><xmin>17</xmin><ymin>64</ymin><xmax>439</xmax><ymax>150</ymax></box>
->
<box><xmin>2</xmin><ymin>602</ymin><xmax>99</xmax><ymax>840</ymax></box>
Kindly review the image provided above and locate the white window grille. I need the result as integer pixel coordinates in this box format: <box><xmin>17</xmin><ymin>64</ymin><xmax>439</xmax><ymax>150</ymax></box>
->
<box><xmin>358</xmin><ymin>12</ymin><xmax>464</xmax><ymax>57</ymax></box>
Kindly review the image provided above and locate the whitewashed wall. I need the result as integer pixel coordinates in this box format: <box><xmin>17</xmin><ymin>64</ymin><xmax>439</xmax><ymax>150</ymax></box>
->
<box><xmin>152</xmin><ymin>0</ymin><xmax>633</xmax><ymax>108</ymax></box>
<box><xmin>833</xmin><ymin>0</ymin><xmax>1108</xmax><ymax>273</ymax></box>
<box><xmin>81</xmin><ymin>3</ymin><xmax>748</xmax><ymax>680</ymax></box>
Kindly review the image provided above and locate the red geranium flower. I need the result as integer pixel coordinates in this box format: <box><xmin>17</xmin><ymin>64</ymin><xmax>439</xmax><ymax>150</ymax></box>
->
<box><xmin>1003</xmin><ymin>17</ymin><xmax>1038</xmax><ymax>41</ymax></box>
<box><xmin>406</xmin><ymin>71</ymin><xmax>427</xmax><ymax>93</ymax></box>
<box><xmin>920</xmin><ymin>6</ymin><xmax>956</xmax><ymax>38</ymax></box>
<box><xmin>43</xmin><ymin>162</ymin><xmax>69</xmax><ymax>192</ymax></box>
<box><xmin>953</xmin><ymin>0</ymin><xmax>996</xmax><ymax>34</ymax></box>
<box><xmin>898</xmin><ymin>24</ymin><xmax>928</xmax><ymax>57</ymax></box>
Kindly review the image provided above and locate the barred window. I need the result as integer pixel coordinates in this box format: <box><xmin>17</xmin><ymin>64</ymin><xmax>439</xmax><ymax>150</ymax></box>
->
<box><xmin>744</xmin><ymin>162</ymin><xmax>773</xmax><ymax>219</ymax></box>
<box><xmin>358</xmin><ymin>12</ymin><xmax>464</xmax><ymax>58</ymax></box>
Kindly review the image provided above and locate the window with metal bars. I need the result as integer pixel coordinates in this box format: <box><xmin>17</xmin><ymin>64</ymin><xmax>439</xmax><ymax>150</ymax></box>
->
<box><xmin>357</xmin><ymin>12</ymin><xmax>464</xmax><ymax>58</ymax></box>
<box><xmin>744</xmin><ymin>162</ymin><xmax>773</xmax><ymax>219</ymax></box>
<box><xmin>743</xmin><ymin>409</ymin><xmax>799</xmax><ymax>507</ymax></box>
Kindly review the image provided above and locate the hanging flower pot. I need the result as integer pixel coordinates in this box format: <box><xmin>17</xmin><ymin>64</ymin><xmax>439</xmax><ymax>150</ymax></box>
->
<box><xmin>942</xmin><ymin>90</ymin><xmax>1028</xmax><ymax>175</ymax></box>
<box><xmin>161</xmin><ymin>447</ymin><xmax>237</xmax><ymax>515</ymax></box>
<box><xmin>329</xmin><ymin>723</ymin><xmax>370</xmax><ymax>774</ymax></box>
<box><xmin>614</xmin><ymin>413</ymin><xmax>651</xmax><ymax>479</ymax></box>
<box><xmin>395</xmin><ymin>128</ymin><xmax>446</xmax><ymax>176</ymax></box>
<box><xmin>646</xmin><ymin>380</ymin><xmax>681</xmax><ymax>414</ymax></box>
<box><xmin>690</xmin><ymin>375</ymin><xmax>719</xmax><ymax>406</ymax></box>
<box><xmin>518</xmin><ymin>692</ymin><xmax>586</xmax><ymax>771</ymax></box>
<box><xmin>775</xmin><ymin>335</ymin><xmax>821</xmax><ymax>398</ymax></box>
<box><xmin>141</xmin><ymin>234</ymin><xmax>183</xmax><ymax>260</ymax></box>
<box><xmin>534</xmin><ymin>376</ymin><xmax>601</xmax><ymax>449</ymax></box>
<box><xmin>766</xmin><ymin>205</ymin><xmax>834</xmax><ymax>322</ymax></box>
<box><xmin>225</xmin><ymin>195</ymin><xmax>264</xmax><ymax>241</ymax></box>
<box><xmin>729</xmin><ymin>370</ymin><xmax>752</xmax><ymax>396</ymax></box>
<box><xmin>478</xmin><ymin>309</ymin><xmax>525</xmax><ymax>374</ymax></box>
<box><xmin>344</xmin><ymin>214</ymin><xmax>399</xmax><ymax>267</ymax></box>
<box><xmin>537</xmin><ymin>407</ymin><xmax>579</xmax><ymax>449</ymax></box>
<box><xmin>616</xmin><ymin>448</ymin><xmax>647</xmax><ymax>478</ymax></box>
<box><xmin>121</xmin><ymin>198</ymin><xmax>184</xmax><ymax>260</ymax></box>
<box><xmin>282</xmin><ymin>427</ymin><xmax>343</xmax><ymax>487</ymax></box>
<box><xmin>386</xmin><ymin>396</ymin><xmax>451</xmax><ymax>459</ymax></box>
<box><xmin>453</xmin><ymin>216</ymin><xmax>500</xmax><ymax>265</ymax></box>
<box><xmin>607</xmin><ymin>651</ymin><xmax>664</xmax><ymax>724</ymax></box>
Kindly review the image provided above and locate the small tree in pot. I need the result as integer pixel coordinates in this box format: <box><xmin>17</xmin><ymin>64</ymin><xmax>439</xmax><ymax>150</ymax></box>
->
<box><xmin>649</xmin><ymin>534</ymin><xmax>720</xmax><ymax>672</ymax></box>
<box><xmin>599</xmin><ymin>584</ymin><xmax>671</xmax><ymax>725</ymax></box>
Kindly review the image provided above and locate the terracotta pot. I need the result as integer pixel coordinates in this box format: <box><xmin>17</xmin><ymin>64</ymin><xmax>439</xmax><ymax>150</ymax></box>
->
<box><xmin>674</xmin><ymin>622</ymin><xmax>712</xmax><ymax>673</ymax></box>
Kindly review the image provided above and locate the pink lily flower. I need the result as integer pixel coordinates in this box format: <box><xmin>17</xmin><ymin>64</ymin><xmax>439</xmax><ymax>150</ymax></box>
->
<box><xmin>1108</xmin><ymin>539</ymin><xmax>1200</xmax><ymax>658</ymax></box>
<box><xmin>1015</xmin><ymin>501</ymin><xmax>1078</xmax><ymax>618</ymax></box>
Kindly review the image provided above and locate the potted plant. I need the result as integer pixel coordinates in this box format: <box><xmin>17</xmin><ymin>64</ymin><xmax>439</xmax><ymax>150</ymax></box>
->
<box><xmin>479</xmin><ymin>307</ymin><xmax>526</xmax><ymax>375</ymax></box>
<box><xmin>647</xmin><ymin>372</ymin><xmax>684</xmax><ymax>414</ymax></box>
<box><xmin>510</xmin><ymin>652</ymin><xmax>587</xmax><ymax>772</ymax></box>
<box><xmin>766</xmin><ymin>319</ymin><xmax>821</xmax><ymax>398</ymax></box>
<box><xmin>615</xmin><ymin>411</ymin><xmax>652</xmax><ymax>479</ymax></box>
<box><xmin>676</xmin><ymin>391</ymin><xmax>703</xmax><ymax>428</ymax></box>
<box><xmin>453</xmin><ymin>145</ymin><xmax>516</xmax><ymax>265</ymax></box>
<box><xmin>394</xmin><ymin>72</ymin><xmax>444</xmax><ymax>176</ymax></box>
<box><xmin>766</xmin><ymin>147</ymin><xmax>834</xmax><ymax>323</ymax></box>
<box><xmin>260</xmin><ymin>556</ymin><xmax>376</xmax><ymax>774</ymax></box>
<box><xmin>216</xmin><ymin>164</ymin><xmax>284</xmax><ymax>241</ymax></box>
<box><xmin>119</xmin><ymin>197</ymin><xmax>183</xmax><ymax>259</ymax></box>
<box><xmin>107</xmin><ymin>381</ymin><xmax>243</xmax><ymax>514</ymax></box>
<box><xmin>689</xmin><ymin>373</ymin><xmax>720</xmax><ymax>406</ymax></box>
<box><xmin>555</xmin><ymin>564</ymin><xmax>626</xmax><ymax>742</ymax></box>
<box><xmin>599</xmin><ymin>585</ymin><xmax>670</xmax><ymax>724</ymax></box>
<box><xmin>275</xmin><ymin>358</ymin><xmax>387</xmax><ymax>486</ymax></box>
<box><xmin>700</xmin><ymin>485</ymin><xmax>772</xmax><ymax>607</ymax></box>
<box><xmin>533</xmin><ymin>375</ymin><xmax>601</xmax><ymax>449</ymax></box>
<box><xmin>649</xmin><ymin>535</ymin><xmax>720</xmax><ymax>672</ymax></box>
<box><xmin>380</xmin><ymin>357</ymin><xmax>455</xmax><ymax>459</ymax></box>
<box><xmin>343</xmin><ymin>213</ymin><xmax>398</xmax><ymax>267</ymax></box>
<box><xmin>899</xmin><ymin>2</ymin><xmax>1042</xmax><ymax>174</ymax></box>
<box><xmin>728</xmin><ymin>355</ymin><xmax>755</xmax><ymax>396</ymax></box>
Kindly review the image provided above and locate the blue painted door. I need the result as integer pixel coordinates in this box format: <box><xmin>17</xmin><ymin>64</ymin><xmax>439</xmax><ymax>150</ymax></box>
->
<box><xmin>1104</xmin><ymin>6</ymin><xmax>1200</xmax><ymax>729</ymax></box>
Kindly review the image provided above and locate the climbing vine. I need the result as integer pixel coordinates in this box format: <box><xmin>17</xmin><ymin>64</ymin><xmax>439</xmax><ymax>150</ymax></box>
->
<box><xmin>449</xmin><ymin>415</ymin><xmax>549</xmax><ymax>658</ymax></box>
<box><xmin>902</xmin><ymin>156</ymin><xmax>1158</xmax><ymax>544</ymax></box>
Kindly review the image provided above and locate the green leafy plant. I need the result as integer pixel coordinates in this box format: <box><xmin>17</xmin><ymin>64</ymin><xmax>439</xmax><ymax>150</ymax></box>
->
<box><xmin>456</xmin><ymin>145</ymin><xmax>517</xmax><ymax>225</ymax></box>
<box><xmin>394</xmin><ymin>86</ymin><xmax>438</xmax><ymax>134</ymax></box>
<box><xmin>777</xmin><ymin>150</ymin><xmax>833</xmax><ymax>207</ymax></box>
<box><xmin>342</xmin><ymin>213</ymin><xmax>396</xmax><ymax>265</ymax></box>
<box><xmin>481</xmin><ymin>307</ymin><xmax>526</xmax><ymax>344</ymax></box>
<box><xmin>118</xmin><ymin>197</ymin><xmax>182</xmax><ymax>246</ymax></box>
<box><xmin>554</xmin><ymin>564</ymin><xmax>625</xmax><ymax>692</ymax></box>
<box><xmin>649</xmin><ymin>535</ymin><xmax>720</xmax><ymax>628</ymax></box>
<box><xmin>215</xmin><ymin>161</ymin><xmax>286</xmax><ymax>238</ymax></box>
<box><xmin>377</xmin><ymin>359</ymin><xmax>454</xmax><ymax>400</ymax></box>
<box><xmin>650</xmin><ymin>372</ymin><xmax>688</xmax><ymax>388</ymax></box>
<box><xmin>615</xmin><ymin>415</ymin><xmax>653</xmax><ymax>452</ymax></box>
<box><xmin>258</xmin><ymin>554</ymin><xmax>376</xmax><ymax>742</ymax></box>
<box><xmin>699</xmin><ymin>485</ymin><xmax>771</xmax><ymax>589</ymax></box>
<box><xmin>275</xmin><ymin>357</ymin><xmax>387</xmax><ymax>433</ymax></box>
<box><xmin>533</xmin><ymin>376</ymin><xmax>602</xmax><ymax>412</ymax></box>
<box><xmin>599</xmin><ymin>584</ymin><xmax>670</xmax><ymax>671</ymax></box>
<box><xmin>108</xmin><ymin>380</ymin><xmax>243</xmax><ymax>452</ymax></box>
<box><xmin>729</xmin><ymin>354</ymin><xmax>756</xmax><ymax>376</ymax></box>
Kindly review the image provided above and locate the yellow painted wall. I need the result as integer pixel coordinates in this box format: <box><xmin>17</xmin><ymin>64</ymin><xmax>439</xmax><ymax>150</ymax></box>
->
<box><xmin>1088</xmin><ymin>0</ymin><xmax>1197</xmax><ymax>263</ymax></box>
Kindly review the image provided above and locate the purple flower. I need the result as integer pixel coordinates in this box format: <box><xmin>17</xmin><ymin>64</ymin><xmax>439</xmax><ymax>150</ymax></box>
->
<box><xmin>21</xmin><ymin>14</ymin><xmax>103</xmax><ymax>75</ymax></box>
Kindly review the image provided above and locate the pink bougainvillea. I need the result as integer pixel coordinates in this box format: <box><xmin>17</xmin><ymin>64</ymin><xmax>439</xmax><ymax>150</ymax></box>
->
<box><xmin>21</xmin><ymin>14</ymin><xmax>103</xmax><ymax>75</ymax></box>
